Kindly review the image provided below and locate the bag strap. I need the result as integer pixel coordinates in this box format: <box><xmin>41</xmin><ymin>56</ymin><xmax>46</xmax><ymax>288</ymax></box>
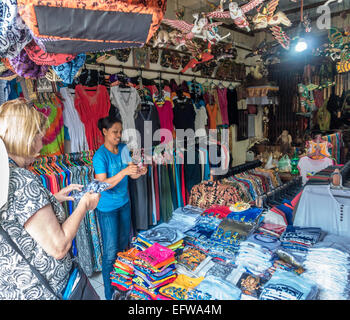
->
<box><xmin>0</xmin><ymin>224</ymin><xmax>62</xmax><ymax>300</ymax></box>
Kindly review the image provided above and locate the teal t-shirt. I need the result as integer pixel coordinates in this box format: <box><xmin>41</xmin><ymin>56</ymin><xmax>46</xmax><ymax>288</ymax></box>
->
<box><xmin>92</xmin><ymin>143</ymin><xmax>132</xmax><ymax>212</ymax></box>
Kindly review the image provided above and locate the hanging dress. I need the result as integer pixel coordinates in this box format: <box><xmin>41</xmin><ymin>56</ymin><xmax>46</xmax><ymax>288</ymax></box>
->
<box><xmin>74</xmin><ymin>84</ymin><xmax>110</xmax><ymax>150</ymax></box>
<box><xmin>110</xmin><ymin>85</ymin><xmax>141</xmax><ymax>150</ymax></box>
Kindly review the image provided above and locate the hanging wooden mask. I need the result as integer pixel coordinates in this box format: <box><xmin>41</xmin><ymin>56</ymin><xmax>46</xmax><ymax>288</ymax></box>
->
<box><xmin>133</xmin><ymin>47</ymin><xmax>150</xmax><ymax>69</ymax></box>
<box><xmin>150</xmin><ymin>48</ymin><xmax>159</xmax><ymax>64</ymax></box>
<box><xmin>181</xmin><ymin>55</ymin><xmax>191</xmax><ymax>69</ymax></box>
<box><xmin>170</xmin><ymin>52</ymin><xmax>182</xmax><ymax>70</ymax></box>
<box><xmin>115</xmin><ymin>48</ymin><xmax>132</xmax><ymax>63</ymax></box>
<box><xmin>160</xmin><ymin>49</ymin><xmax>171</xmax><ymax>68</ymax></box>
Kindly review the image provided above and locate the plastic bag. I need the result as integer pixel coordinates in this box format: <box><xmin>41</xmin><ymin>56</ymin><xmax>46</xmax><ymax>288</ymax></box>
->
<box><xmin>264</xmin><ymin>154</ymin><xmax>274</xmax><ymax>169</ymax></box>
<box><xmin>278</xmin><ymin>155</ymin><xmax>291</xmax><ymax>172</ymax></box>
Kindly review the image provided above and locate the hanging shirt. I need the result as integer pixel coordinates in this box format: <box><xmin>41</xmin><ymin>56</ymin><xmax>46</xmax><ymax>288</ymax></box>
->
<box><xmin>194</xmin><ymin>106</ymin><xmax>208</xmax><ymax>137</ymax></box>
<box><xmin>134</xmin><ymin>103</ymin><xmax>161</xmax><ymax>149</ymax></box>
<box><xmin>74</xmin><ymin>84</ymin><xmax>110</xmax><ymax>150</ymax></box>
<box><xmin>294</xmin><ymin>184</ymin><xmax>350</xmax><ymax>238</ymax></box>
<box><xmin>227</xmin><ymin>88</ymin><xmax>239</xmax><ymax>126</ymax></box>
<box><xmin>60</xmin><ymin>87</ymin><xmax>89</xmax><ymax>152</ymax></box>
<box><xmin>173</xmin><ymin>97</ymin><xmax>196</xmax><ymax>131</ymax></box>
<box><xmin>93</xmin><ymin>143</ymin><xmax>132</xmax><ymax>212</ymax></box>
<box><xmin>206</xmin><ymin>103</ymin><xmax>218</xmax><ymax>130</ymax></box>
<box><xmin>217</xmin><ymin>87</ymin><xmax>229</xmax><ymax>125</ymax></box>
<box><xmin>154</xmin><ymin>100</ymin><xmax>174</xmax><ymax>144</ymax></box>
<box><xmin>35</xmin><ymin>99</ymin><xmax>64</xmax><ymax>156</ymax></box>
<box><xmin>110</xmin><ymin>86</ymin><xmax>141</xmax><ymax>150</ymax></box>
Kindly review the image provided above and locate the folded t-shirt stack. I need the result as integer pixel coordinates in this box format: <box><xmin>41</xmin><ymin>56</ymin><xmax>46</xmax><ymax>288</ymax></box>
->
<box><xmin>302</xmin><ymin>234</ymin><xmax>350</xmax><ymax>300</ymax></box>
<box><xmin>167</xmin><ymin>205</ymin><xmax>203</xmax><ymax>232</ymax></box>
<box><xmin>110</xmin><ymin>248</ymin><xmax>140</xmax><ymax>292</ymax></box>
<box><xmin>207</xmin><ymin>207</ymin><xmax>264</xmax><ymax>259</ymax></box>
<box><xmin>158</xmin><ymin>274</ymin><xmax>207</xmax><ymax>300</ymax></box>
<box><xmin>131</xmin><ymin>233</ymin><xmax>154</xmax><ymax>251</ymax></box>
<box><xmin>176</xmin><ymin>247</ymin><xmax>209</xmax><ymax>277</ymax></box>
<box><xmin>184</xmin><ymin>215</ymin><xmax>222</xmax><ymax>253</ymax></box>
<box><xmin>130</xmin><ymin>243</ymin><xmax>177</xmax><ymax>299</ymax></box>
<box><xmin>140</xmin><ymin>223</ymin><xmax>186</xmax><ymax>247</ymax></box>
<box><xmin>259</xmin><ymin>269</ymin><xmax>318</xmax><ymax>300</ymax></box>
<box><xmin>195</xmin><ymin>275</ymin><xmax>242</xmax><ymax>300</ymax></box>
<box><xmin>280</xmin><ymin>226</ymin><xmax>324</xmax><ymax>256</ymax></box>
<box><xmin>234</xmin><ymin>233</ymin><xmax>280</xmax><ymax>276</ymax></box>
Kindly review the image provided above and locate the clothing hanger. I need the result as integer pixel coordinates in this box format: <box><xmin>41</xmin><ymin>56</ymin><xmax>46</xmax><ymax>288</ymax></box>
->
<box><xmin>228</xmin><ymin>82</ymin><xmax>235</xmax><ymax>90</ymax></box>
<box><xmin>117</xmin><ymin>66</ymin><xmax>130</xmax><ymax>90</ymax></box>
<box><xmin>217</xmin><ymin>81</ymin><xmax>225</xmax><ymax>89</ymax></box>
<box><xmin>155</xmin><ymin>72</ymin><xmax>165</xmax><ymax>105</ymax></box>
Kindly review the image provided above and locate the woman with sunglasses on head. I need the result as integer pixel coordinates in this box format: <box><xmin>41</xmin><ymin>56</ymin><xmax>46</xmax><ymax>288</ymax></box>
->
<box><xmin>0</xmin><ymin>98</ymin><xmax>101</xmax><ymax>300</ymax></box>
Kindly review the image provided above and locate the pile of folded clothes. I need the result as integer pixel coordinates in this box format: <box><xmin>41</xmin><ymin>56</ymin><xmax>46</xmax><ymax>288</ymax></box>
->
<box><xmin>131</xmin><ymin>233</ymin><xmax>153</xmax><ymax>251</ymax></box>
<box><xmin>110</xmin><ymin>248</ymin><xmax>140</xmax><ymax>292</ymax></box>
<box><xmin>302</xmin><ymin>234</ymin><xmax>350</xmax><ymax>300</ymax></box>
<box><xmin>184</xmin><ymin>214</ymin><xmax>222</xmax><ymax>253</ymax></box>
<box><xmin>259</xmin><ymin>269</ymin><xmax>318</xmax><ymax>300</ymax></box>
<box><xmin>139</xmin><ymin>222</ymin><xmax>186</xmax><ymax>248</ymax></box>
<box><xmin>167</xmin><ymin>205</ymin><xmax>203</xmax><ymax>232</ymax></box>
<box><xmin>194</xmin><ymin>275</ymin><xmax>242</xmax><ymax>300</ymax></box>
<box><xmin>130</xmin><ymin>243</ymin><xmax>177</xmax><ymax>300</ymax></box>
<box><xmin>207</xmin><ymin>207</ymin><xmax>264</xmax><ymax>259</ymax></box>
<box><xmin>176</xmin><ymin>247</ymin><xmax>210</xmax><ymax>277</ymax></box>
<box><xmin>234</xmin><ymin>233</ymin><xmax>280</xmax><ymax>276</ymax></box>
<box><xmin>158</xmin><ymin>274</ymin><xmax>207</xmax><ymax>300</ymax></box>
<box><xmin>280</xmin><ymin>226</ymin><xmax>324</xmax><ymax>257</ymax></box>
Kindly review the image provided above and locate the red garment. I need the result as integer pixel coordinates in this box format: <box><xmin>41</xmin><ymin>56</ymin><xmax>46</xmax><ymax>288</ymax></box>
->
<box><xmin>153</xmin><ymin>163</ymin><xmax>161</xmax><ymax>222</ymax></box>
<box><xmin>203</xmin><ymin>205</ymin><xmax>231</xmax><ymax>219</ymax></box>
<box><xmin>74</xmin><ymin>84</ymin><xmax>110</xmax><ymax>150</ymax></box>
<box><xmin>48</xmin><ymin>174</ymin><xmax>59</xmax><ymax>194</ymax></box>
<box><xmin>154</xmin><ymin>100</ymin><xmax>173</xmax><ymax>144</ymax></box>
<box><xmin>291</xmin><ymin>191</ymin><xmax>302</xmax><ymax>208</ymax></box>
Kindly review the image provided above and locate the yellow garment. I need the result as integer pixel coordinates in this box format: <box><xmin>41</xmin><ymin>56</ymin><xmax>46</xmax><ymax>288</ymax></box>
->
<box><xmin>159</xmin><ymin>274</ymin><xmax>204</xmax><ymax>300</ymax></box>
<box><xmin>167</xmin><ymin>240</ymin><xmax>183</xmax><ymax>250</ymax></box>
<box><xmin>174</xmin><ymin>274</ymin><xmax>204</xmax><ymax>289</ymax></box>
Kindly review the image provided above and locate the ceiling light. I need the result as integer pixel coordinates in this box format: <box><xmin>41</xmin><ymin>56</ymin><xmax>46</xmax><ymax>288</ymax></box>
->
<box><xmin>295</xmin><ymin>38</ymin><xmax>308</xmax><ymax>52</ymax></box>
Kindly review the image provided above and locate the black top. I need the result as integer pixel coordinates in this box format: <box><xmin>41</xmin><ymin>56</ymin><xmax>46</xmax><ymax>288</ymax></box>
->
<box><xmin>173</xmin><ymin>97</ymin><xmax>196</xmax><ymax>131</ymax></box>
<box><xmin>134</xmin><ymin>103</ymin><xmax>161</xmax><ymax>148</ymax></box>
<box><xmin>227</xmin><ymin>88</ymin><xmax>238</xmax><ymax>126</ymax></box>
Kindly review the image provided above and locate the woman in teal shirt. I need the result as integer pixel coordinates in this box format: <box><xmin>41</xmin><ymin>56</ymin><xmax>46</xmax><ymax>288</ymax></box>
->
<box><xmin>93</xmin><ymin>116</ymin><xmax>147</xmax><ymax>300</ymax></box>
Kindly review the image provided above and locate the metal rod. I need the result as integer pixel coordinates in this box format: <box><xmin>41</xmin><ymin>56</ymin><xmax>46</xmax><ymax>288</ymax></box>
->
<box><xmin>92</xmin><ymin>62</ymin><xmax>243</xmax><ymax>83</ymax></box>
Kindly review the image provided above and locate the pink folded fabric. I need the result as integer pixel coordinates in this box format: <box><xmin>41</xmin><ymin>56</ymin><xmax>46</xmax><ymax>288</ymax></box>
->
<box><xmin>136</xmin><ymin>243</ymin><xmax>174</xmax><ymax>267</ymax></box>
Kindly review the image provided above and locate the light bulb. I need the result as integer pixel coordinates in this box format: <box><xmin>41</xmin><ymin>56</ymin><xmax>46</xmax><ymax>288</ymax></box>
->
<box><xmin>295</xmin><ymin>38</ymin><xmax>308</xmax><ymax>52</ymax></box>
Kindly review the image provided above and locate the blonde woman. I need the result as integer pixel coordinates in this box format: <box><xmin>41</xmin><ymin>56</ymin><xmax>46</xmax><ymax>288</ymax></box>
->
<box><xmin>0</xmin><ymin>98</ymin><xmax>100</xmax><ymax>300</ymax></box>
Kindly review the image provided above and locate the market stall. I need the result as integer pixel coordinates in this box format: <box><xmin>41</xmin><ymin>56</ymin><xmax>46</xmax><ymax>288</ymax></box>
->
<box><xmin>1</xmin><ymin>0</ymin><xmax>350</xmax><ymax>302</ymax></box>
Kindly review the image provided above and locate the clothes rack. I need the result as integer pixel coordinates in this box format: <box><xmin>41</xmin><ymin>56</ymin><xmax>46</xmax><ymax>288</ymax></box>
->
<box><xmin>85</xmin><ymin>63</ymin><xmax>242</xmax><ymax>84</ymax></box>
<box><xmin>214</xmin><ymin>160</ymin><xmax>262</xmax><ymax>181</ymax></box>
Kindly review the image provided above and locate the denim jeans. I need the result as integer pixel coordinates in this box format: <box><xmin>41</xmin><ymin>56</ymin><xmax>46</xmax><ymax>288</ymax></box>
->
<box><xmin>96</xmin><ymin>201</ymin><xmax>131</xmax><ymax>300</ymax></box>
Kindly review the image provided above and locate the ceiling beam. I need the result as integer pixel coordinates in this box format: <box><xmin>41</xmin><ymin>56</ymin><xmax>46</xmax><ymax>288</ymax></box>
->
<box><xmin>283</xmin><ymin>1</ymin><xmax>328</xmax><ymax>15</ymax></box>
